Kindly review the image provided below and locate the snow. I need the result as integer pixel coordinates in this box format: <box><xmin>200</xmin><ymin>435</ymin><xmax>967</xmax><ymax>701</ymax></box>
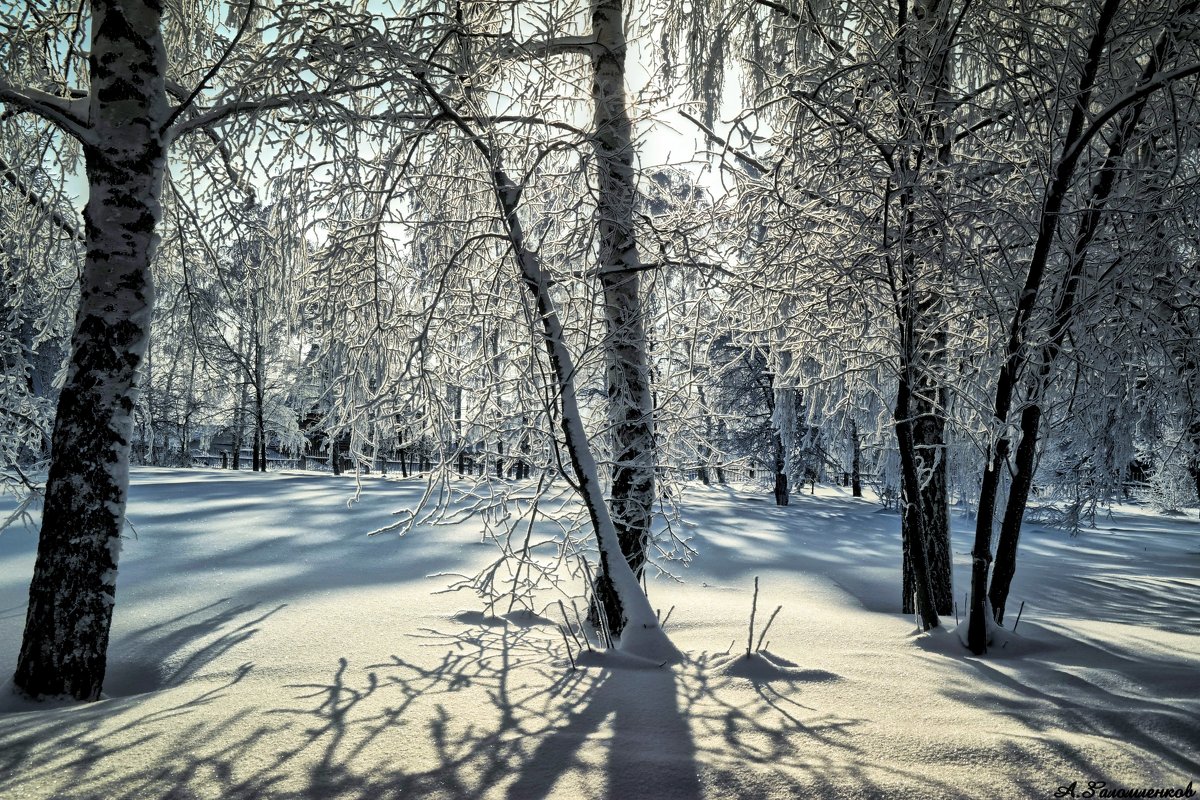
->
<box><xmin>1</xmin><ymin>469</ymin><xmax>1197</xmax><ymax>798</ymax></box>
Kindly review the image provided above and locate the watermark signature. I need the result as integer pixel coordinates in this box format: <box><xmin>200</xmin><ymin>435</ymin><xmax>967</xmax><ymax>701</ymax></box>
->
<box><xmin>1055</xmin><ymin>781</ymin><xmax>1195</xmax><ymax>799</ymax></box>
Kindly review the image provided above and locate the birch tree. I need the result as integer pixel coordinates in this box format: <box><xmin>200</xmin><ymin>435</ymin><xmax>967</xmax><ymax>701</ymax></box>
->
<box><xmin>1</xmin><ymin>0</ymin><xmax>414</xmax><ymax>700</ymax></box>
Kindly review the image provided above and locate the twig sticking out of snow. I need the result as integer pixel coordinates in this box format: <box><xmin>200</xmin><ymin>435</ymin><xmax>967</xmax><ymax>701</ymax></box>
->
<box><xmin>579</xmin><ymin>557</ymin><xmax>613</xmax><ymax>648</ymax></box>
<box><xmin>1012</xmin><ymin>600</ymin><xmax>1026</xmax><ymax>633</ymax></box>
<box><xmin>569</xmin><ymin>599</ymin><xmax>592</xmax><ymax>652</ymax></box>
<box><xmin>596</xmin><ymin>600</ymin><xmax>614</xmax><ymax>648</ymax></box>
<box><xmin>558</xmin><ymin>625</ymin><xmax>576</xmax><ymax>670</ymax></box>
<box><xmin>660</xmin><ymin>605</ymin><xmax>675</xmax><ymax>630</ymax></box>
<box><xmin>747</xmin><ymin>576</ymin><xmax>760</xmax><ymax>658</ymax></box>
<box><xmin>558</xmin><ymin>600</ymin><xmax>585</xmax><ymax>653</ymax></box>
<box><xmin>755</xmin><ymin>605</ymin><xmax>782</xmax><ymax>653</ymax></box>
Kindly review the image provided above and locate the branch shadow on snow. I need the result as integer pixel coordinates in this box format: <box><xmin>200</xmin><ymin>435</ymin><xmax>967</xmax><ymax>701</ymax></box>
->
<box><xmin>0</xmin><ymin>600</ymin><xmax>266</xmax><ymax>793</ymax></box>
<box><xmin>244</xmin><ymin>621</ymin><xmax>871</xmax><ymax>799</ymax></box>
<box><xmin>4</xmin><ymin>476</ymin><xmax>1194</xmax><ymax>796</ymax></box>
<box><xmin>0</xmin><ymin>613</ymin><xmax>876</xmax><ymax>799</ymax></box>
<box><xmin>102</xmin><ymin>600</ymin><xmax>284</xmax><ymax>698</ymax></box>
<box><xmin>915</xmin><ymin>619</ymin><xmax>1200</xmax><ymax>783</ymax></box>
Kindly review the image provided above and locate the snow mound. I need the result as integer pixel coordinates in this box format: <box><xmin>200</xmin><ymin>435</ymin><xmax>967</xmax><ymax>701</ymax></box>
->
<box><xmin>0</xmin><ymin>679</ymin><xmax>80</xmax><ymax>714</ymax></box>
<box><xmin>451</xmin><ymin>609</ymin><xmax>558</xmax><ymax>628</ymax></box>
<box><xmin>572</xmin><ymin>647</ymin><xmax>675</xmax><ymax>671</ymax></box>
<box><xmin>710</xmin><ymin>651</ymin><xmax>840</xmax><ymax>684</ymax></box>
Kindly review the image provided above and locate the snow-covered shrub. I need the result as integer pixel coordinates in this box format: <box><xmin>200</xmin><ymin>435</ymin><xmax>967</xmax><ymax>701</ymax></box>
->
<box><xmin>1147</xmin><ymin>434</ymin><xmax>1198</xmax><ymax>514</ymax></box>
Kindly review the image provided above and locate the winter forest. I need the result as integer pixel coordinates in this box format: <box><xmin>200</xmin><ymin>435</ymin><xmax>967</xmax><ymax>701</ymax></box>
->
<box><xmin>1</xmin><ymin>0</ymin><xmax>1198</xmax><ymax>796</ymax></box>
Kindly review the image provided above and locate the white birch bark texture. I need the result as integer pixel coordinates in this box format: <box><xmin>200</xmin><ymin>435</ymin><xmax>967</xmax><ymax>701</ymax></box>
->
<box><xmin>14</xmin><ymin>0</ymin><xmax>168</xmax><ymax>700</ymax></box>
<box><xmin>419</xmin><ymin>77</ymin><xmax>680</xmax><ymax>663</ymax></box>
<box><xmin>590</xmin><ymin>0</ymin><xmax>658</xmax><ymax>618</ymax></box>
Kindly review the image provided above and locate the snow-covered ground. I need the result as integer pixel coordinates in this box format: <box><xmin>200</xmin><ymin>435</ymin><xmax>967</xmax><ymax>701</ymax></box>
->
<box><xmin>1</xmin><ymin>469</ymin><xmax>1197</xmax><ymax>798</ymax></box>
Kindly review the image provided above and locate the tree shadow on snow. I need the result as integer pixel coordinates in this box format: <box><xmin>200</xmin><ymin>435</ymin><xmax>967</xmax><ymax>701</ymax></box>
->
<box><xmin>0</xmin><ymin>600</ymin><xmax>269</xmax><ymax>797</ymax></box>
<box><xmin>250</xmin><ymin>622</ymin><xmax>880</xmax><ymax>799</ymax></box>
<box><xmin>917</xmin><ymin>620</ymin><xmax>1200</xmax><ymax>784</ymax></box>
<box><xmin>0</xmin><ymin>613</ymin><xmax>888</xmax><ymax>799</ymax></box>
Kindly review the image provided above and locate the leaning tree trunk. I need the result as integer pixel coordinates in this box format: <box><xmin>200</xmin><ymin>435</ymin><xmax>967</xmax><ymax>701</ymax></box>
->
<box><xmin>988</xmin><ymin>402</ymin><xmax>1040</xmax><ymax>623</ymax></box>
<box><xmin>420</xmin><ymin>75</ymin><xmax>678</xmax><ymax>659</ymax></box>
<box><xmin>985</xmin><ymin>6</ymin><xmax>1192</xmax><ymax>627</ymax></box>
<box><xmin>967</xmin><ymin>0</ymin><xmax>1122</xmax><ymax>654</ymax></box>
<box><xmin>14</xmin><ymin>0</ymin><xmax>168</xmax><ymax>701</ymax></box>
<box><xmin>416</xmin><ymin>71</ymin><xmax>679</xmax><ymax>659</ymax></box>
<box><xmin>589</xmin><ymin>0</ymin><xmax>657</xmax><ymax>629</ymax></box>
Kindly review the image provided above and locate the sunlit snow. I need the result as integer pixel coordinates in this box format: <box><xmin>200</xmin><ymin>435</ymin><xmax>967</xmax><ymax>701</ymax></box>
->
<box><xmin>1</xmin><ymin>468</ymin><xmax>1197</xmax><ymax>798</ymax></box>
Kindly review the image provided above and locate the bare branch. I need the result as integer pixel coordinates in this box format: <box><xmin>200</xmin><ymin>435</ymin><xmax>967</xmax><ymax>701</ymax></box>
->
<box><xmin>752</xmin><ymin>0</ymin><xmax>846</xmax><ymax>58</ymax></box>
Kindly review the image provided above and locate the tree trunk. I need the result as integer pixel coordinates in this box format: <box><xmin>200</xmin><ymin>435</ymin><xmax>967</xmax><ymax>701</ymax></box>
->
<box><xmin>1190</xmin><ymin>422</ymin><xmax>1200</xmax><ymax>507</ymax></box>
<box><xmin>850</xmin><ymin>419</ymin><xmax>863</xmax><ymax>497</ymax></box>
<box><xmin>14</xmin><ymin>0</ymin><xmax>168</xmax><ymax>701</ymax></box>
<box><xmin>231</xmin><ymin>386</ymin><xmax>244</xmax><ymax>471</ymax></box>
<box><xmin>253</xmin><ymin>385</ymin><xmax>265</xmax><ymax>472</ymax></box>
<box><xmin>418</xmin><ymin>74</ymin><xmax>678</xmax><ymax>658</ymax></box>
<box><xmin>891</xmin><ymin>0</ymin><xmax>955</xmax><ymax>620</ymax></box>
<box><xmin>912</xmin><ymin>391</ymin><xmax>952</xmax><ymax>614</ymax></box>
<box><xmin>895</xmin><ymin>378</ymin><xmax>940</xmax><ymax>630</ymax></box>
<box><xmin>983</xmin><ymin>5</ymin><xmax>1191</xmax><ymax>628</ymax></box>
<box><xmin>698</xmin><ymin>386</ymin><xmax>713</xmax><ymax>485</ymax></box>
<box><xmin>772</xmin><ymin>429</ymin><xmax>789</xmax><ymax>506</ymax></box>
<box><xmin>966</xmin><ymin>0</ymin><xmax>1122</xmax><ymax>655</ymax></box>
<box><xmin>143</xmin><ymin>344</ymin><xmax>155</xmax><ymax>465</ymax></box>
<box><xmin>988</xmin><ymin>403</ymin><xmax>1040</xmax><ymax>623</ymax></box>
<box><xmin>591</xmin><ymin>0</ymin><xmax>655</xmax><ymax>591</ymax></box>
<box><xmin>455</xmin><ymin>386</ymin><xmax>465</xmax><ymax>477</ymax></box>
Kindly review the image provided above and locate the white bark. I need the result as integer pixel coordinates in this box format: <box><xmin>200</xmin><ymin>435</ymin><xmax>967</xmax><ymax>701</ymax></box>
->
<box><xmin>419</xmin><ymin>77</ymin><xmax>679</xmax><ymax>662</ymax></box>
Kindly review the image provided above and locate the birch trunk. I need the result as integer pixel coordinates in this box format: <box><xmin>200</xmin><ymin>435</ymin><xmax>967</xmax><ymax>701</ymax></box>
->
<box><xmin>591</xmin><ymin>0</ymin><xmax>656</xmax><ymax>607</ymax></box>
<box><xmin>418</xmin><ymin>75</ymin><xmax>679</xmax><ymax>661</ymax></box>
<box><xmin>492</xmin><ymin>166</ymin><xmax>676</xmax><ymax>659</ymax></box>
<box><xmin>14</xmin><ymin>0</ymin><xmax>168</xmax><ymax>701</ymax></box>
<box><xmin>893</xmin><ymin>0</ymin><xmax>954</xmax><ymax>618</ymax></box>
<box><xmin>850</xmin><ymin>418</ymin><xmax>863</xmax><ymax>498</ymax></box>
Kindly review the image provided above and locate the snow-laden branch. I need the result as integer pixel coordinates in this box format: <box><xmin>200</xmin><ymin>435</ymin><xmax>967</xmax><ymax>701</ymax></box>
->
<box><xmin>0</xmin><ymin>79</ymin><xmax>91</xmax><ymax>144</ymax></box>
<box><xmin>788</xmin><ymin>87</ymin><xmax>895</xmax><ymax>168</ymax></box>
<box><xmin>678</xmin><ymin>109</ymin><xmax>768</xmax><ymax>176</ymax></box>
<box><xmin>753</xmin><ymin>0</ymin><xmax>846</xmax><ymax>58</ymax></box>
<box><xmin>0</xmin><ymin>153</ymin><xmax>84</xmax><ymax>243</ymax></box>
<box><xmin>162</xmin><ymin>0</ymin><xmax>259</xmax><ymax>133</ymax></box>
<box><xmin>495</xmin><ymin>34</ymin><xmax>596</xmax><ymax>59</ymax></box>
<box><xmin>167</xmin><ymin>77</ymin><xmax>394</xmax><ymax>141</ymax></box>
<box><xmin>1063</xmin><ymin>61</ymin><xmax>1200</xmax><ymax>166</ymax></box>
